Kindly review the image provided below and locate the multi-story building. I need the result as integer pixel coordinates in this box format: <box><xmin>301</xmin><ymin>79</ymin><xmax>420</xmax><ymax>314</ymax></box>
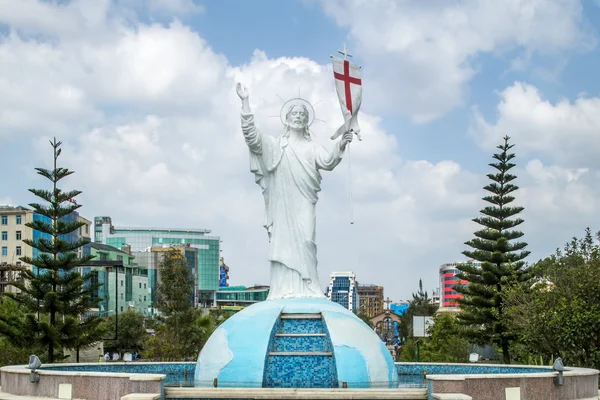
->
<box><xmin>219</xmin><ymin>257</ymin><xmax>230</xmax><ymax>287</ymax></box>
<box><xmin>87</xmin><ymin>243</ymin><xmax>150</xmax><ymax>315</ymax></box>
<box><xmin>94</xmin><ymin>216</ymin><xmax>220</xmax><ymax>307</ymax></box>
<box><xmin>0</xmin><ymin>206</ymin><xmax>31</xmax><ymax>293</ymax></box>
<box><xmin>215</xmin><ymin>285</ymin><xmax>269</xmax><ymax>310</ymax></box>
<box><xmin>0</xmin><ymin>205</ymin><xmax>92</xmax><ymax>293</ymax></box>
<box><xmin>326</xmin><ymin>271</ymin><xmax>358</xmax><ymax>312</ymax></box>
<box><xmin>356</xmin><ymin>283</ymin><xmax>384</xmax><ymax>317</ymax></box>
<box><xmin>432</xmin><ymin>288</ymin><xmax>441</xmax><ymax>305</ymax></box>
<box><xmin>439</xmin><ymin>261</ymin><xmax>480</xmax><ymax>308</ymax></box>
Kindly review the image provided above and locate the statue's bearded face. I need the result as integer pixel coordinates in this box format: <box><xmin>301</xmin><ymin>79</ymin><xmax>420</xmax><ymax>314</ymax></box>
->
<box><xmin>286</xmin><ymin>105</ymin><xmax>309</xmax><ymax>129</ymax></box>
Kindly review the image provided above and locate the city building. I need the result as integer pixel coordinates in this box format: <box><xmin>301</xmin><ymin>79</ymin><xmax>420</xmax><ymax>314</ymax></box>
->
<box><xmin>219</xmin><ymin>257</ymin><xmax>230</xmax><ymax>287</ymax></box>
<box><xmin>87</xmin><ymin>243</ymin><xmax>150</xmax><ymax>315</ymax></box>
<box><xmin>356</xmin><ymin>283</ymin><xmax>384</xmax><ymax>318</ymax></box>
<box><xmin>94</xmin><ymin>216</ymin><xmax>220</xmax><ymax>307</ymax></box>
<box><xmin>326</xmin><ymin>271</ymin><xmax>358</xmax><ymax>312</ymax></box>
<box><xmin>0</xmin><ymin>206</ymin><xmax>31</xmax><ymax>294</ymax></box>
<box><xmin>215</xmin><ymin>285</ymin><xmax>269</xmax><ymax>310</ymax></box>
<box><xmin>0</xmin><ymin>205</ymin><xmax>91</xmax><ymax>294</ymax></box>
<box><xmin>439</xmin><ymin>261</ymin><xmax>480</xmax><ymax>308</ymax></box>
<box><xmin>432</xmin><ymin>288</ymin><xmax>441</xmax><ymax>305</ymax></box>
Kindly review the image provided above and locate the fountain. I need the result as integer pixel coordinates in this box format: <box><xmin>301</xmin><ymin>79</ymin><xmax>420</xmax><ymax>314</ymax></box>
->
<box><xmin>193</xmin><ymin>53</ymin><xmax>399</xmax><ymax>390</ymax></box>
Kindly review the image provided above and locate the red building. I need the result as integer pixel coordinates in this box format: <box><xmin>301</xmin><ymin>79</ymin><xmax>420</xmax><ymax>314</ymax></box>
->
<box><xmin>439</xmin><ymin>261</ymin><xmax>481</xmax><ymax>307</ymax></box>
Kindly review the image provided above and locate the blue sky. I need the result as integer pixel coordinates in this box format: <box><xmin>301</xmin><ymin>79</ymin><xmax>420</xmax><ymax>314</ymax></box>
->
<box><xmin>1</xmin><ymin>0</ymin><xmax>600</xmax><ymax>301</ymax></box>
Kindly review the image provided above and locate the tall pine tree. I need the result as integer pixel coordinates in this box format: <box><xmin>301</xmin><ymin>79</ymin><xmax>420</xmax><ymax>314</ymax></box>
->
<box><xmin>0</xmin><ymin>138</ymin><xmax>104</xmax><ymax>363</ymax></box>
<box><xmin>455</xmin><ymin>136</ymin><xmax>530</xmax><ymax>364</ymax></box>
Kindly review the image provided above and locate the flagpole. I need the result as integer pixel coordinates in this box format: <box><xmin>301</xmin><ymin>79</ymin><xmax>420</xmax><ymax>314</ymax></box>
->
<box><xmin>347</xmin><ymin>140</ymin><xmax>354</xmax><ymax>225</ymax></box>
<box><xmin>332</xmin><ymin>44</ymin><xmax>358</xmax><ymax>225</ymax></box>
<box><xmin>341</xmin><ymin>44</ymin><xmax>354</xmax><ymax>225</ymax></box>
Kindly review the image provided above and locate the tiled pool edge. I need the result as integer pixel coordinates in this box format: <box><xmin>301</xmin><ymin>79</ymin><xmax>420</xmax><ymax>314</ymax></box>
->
<box><xmin>1</xmin><ymin>361</ymin><xmax>598</xmax><ymax>400</ymax></box>
<box><xmin>409</xmin><ymin>363</ymin><xmax>599</xmax><ymax>400</ymax></box>
<box><xmin>0</xmin><ymin>363</ymin><xmax>167</xmax><ymax>400</ymax></box>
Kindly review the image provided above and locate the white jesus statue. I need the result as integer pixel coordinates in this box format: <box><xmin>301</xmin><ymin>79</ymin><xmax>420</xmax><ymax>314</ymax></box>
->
<box><xmin>236</xmin><ymin>83</ymin><xmax>353</xmax><ymax>300</ymax></box>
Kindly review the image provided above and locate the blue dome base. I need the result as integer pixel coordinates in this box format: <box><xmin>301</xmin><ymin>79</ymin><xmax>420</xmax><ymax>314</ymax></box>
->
<box><xmin>195</xmin><ymin>298</ymin><xmax>398</xmax><ymax>388</ymax></box>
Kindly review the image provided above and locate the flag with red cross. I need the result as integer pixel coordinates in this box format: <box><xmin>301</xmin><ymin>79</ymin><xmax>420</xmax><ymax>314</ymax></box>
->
<box><xmin>331</xmin><ymin>47</ymin><xmax>362</xmax><ymax>141</ymax></box>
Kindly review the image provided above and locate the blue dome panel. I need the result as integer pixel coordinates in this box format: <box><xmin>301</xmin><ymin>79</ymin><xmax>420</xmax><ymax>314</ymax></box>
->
<box><xmin>195</xmin><ymin>298</ymin><xmax>398</xmax><ymax>388</ymax></box>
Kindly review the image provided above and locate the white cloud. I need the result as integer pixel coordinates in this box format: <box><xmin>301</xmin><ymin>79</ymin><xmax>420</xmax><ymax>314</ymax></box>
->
<box><xmin>0</xmin><ymin>3</ymin><xmax>483</xmax><ymax>299</ymax></box>
<box><xmin>146</xmin><ymin>0</ymin><xmax>203</xmax><ymax>15</ymax></box>
<box><xmin>1</xmin><ymin>0</ymin><xmax>599</xmax><ymax>301</ymax></box>
<box><xmin>470</xmin><ymin>82</ymin><xmax>600</xmax><ymax>167</ymax></box>
<box><xmin>319</xmin><ymin>0</ymin><xmax>595</xmax><ymax>122</ymax></box>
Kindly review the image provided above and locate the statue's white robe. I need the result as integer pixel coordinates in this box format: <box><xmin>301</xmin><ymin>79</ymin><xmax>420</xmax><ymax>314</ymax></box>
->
<box><xmin>241</xmin><ymin>112</ymin><xmax>344</xmax><ymax>299</ymax></box>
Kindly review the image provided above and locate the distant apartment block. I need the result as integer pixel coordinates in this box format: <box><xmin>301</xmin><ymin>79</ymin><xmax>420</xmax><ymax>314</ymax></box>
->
<box><xmin>356</xmin><ymin>283</ymin><xmax>384</xmax><ymax>318</ymax></box>
<box><xmin>0</xmin><ymin>205</ymin><xmax>91</xmax><ymax>294</ymax></box>
<box><xmin>327</xmin><ymin>271</ymin><xmax>358</xmax><ymax>312</ymax></box>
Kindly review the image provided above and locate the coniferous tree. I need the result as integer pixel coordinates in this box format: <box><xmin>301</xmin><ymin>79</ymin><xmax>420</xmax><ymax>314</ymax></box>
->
<box><xmin>155</xmin><ymin>248</ymin><xmax>194</xmax><ymax>317</ymax></box>
<box><xmin>0</xmin><ymin>138</ymin><xmax>103</xmax><ymax>363</ymax></box>
<box><xmin>146</xmin><ymin>248</ymin><xmax>213</xmax><ymax>360</ymax></box>
<box><xmin>455</xmin><ymin>136</ymin><xmax>530</xmax><ymax>364</ymax></box>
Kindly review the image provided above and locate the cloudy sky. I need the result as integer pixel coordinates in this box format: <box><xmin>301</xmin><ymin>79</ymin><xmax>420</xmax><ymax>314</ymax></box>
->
<box><xmin>1</xmin><ymin>0</ymin><xmax>600</xmax><ymax>302</ymax></box>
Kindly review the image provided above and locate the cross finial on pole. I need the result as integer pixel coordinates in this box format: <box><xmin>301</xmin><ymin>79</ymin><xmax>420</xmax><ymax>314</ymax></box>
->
<box><xmin>338</xmin><ymin>43</ymin><xmax>353</xmax><ymax>60</ymax></box>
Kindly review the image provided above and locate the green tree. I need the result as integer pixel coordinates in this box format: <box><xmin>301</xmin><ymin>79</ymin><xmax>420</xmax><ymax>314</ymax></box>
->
<box><xmin>104</xmin><ymin>310</ymin><xmax>146</xmax><ymax>355</ymax></box>
<box><xmin>420</xmin><ymin>313</ymin><xmax>470</xmax><ymax>362</ymax></box>
<box><xmin>455</xmin><ymin>135</ymin><xmax>530</xmax><ymax>364</ymax></box>
<box><xmin>0</xmin><ymin>139</ymin><xmax>103</xmax><ymax>363</ymax></box>
<box><xmin>155</xmin><ymin>248</ymin><xmax>194</xmax><ymax>317</ymax></box>
<box><xmin>398</xmin><ymin>279</ymin><xmax>438</xmax><ymax>343</ymax></box>
<box><xmin>144</xmin><ymin>310</ymin><xmax>213</xmax><ymax>361</ymax></box>
<box><xmin>144</xmin><ymin>248</ymin><xmax>214</xmax><ymax>360</ymax></box>
<box><xmin>503</xmin><ymin>228</ymin><xmax>600</xmax><ymax>369</ymax></box>
<box><xmin>0</xmin><ymin>297</ymin><xmax>42</xmax><ymax>367</ymax></box>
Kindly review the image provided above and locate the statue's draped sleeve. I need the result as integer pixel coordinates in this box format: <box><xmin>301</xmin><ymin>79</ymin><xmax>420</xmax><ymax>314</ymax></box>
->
<box><xmin>315</xmin><ymin>143</ymin><xmax>345</xmax><ymax>171</ymax></box>
<box><xmin>241</xmin><ymin>111</ymin><xmax>280</xmax><ymax>233</ymax></box>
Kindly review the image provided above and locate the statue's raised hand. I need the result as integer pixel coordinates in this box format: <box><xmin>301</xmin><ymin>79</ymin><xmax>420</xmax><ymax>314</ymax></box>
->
<box><xmin>236</xmin><ymin>83</ymin><xmax>249</xmax><ymax>101</ymax></box>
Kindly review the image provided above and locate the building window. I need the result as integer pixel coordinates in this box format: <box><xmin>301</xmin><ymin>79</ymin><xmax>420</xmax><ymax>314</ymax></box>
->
<box><xmin>1</xmin><ymin>232</ymin><xmax>6</xmax><ymax>241</ymax></box>
<box><xmin>0</xmin><ymin>216</ymin><xmax>6</xmax><ymax>225</ymax></box>
<box><xmin>1</xmin><ymin>247</ymin><xmax>6</xmax><ymax>256</ymax></box>
<box><xmin>16</xmin><ymin>215</ymin><xmax>22</xmax><ymax>225</ymax></box>
<box><xmin>120</xmin><ymin>293</ymin><xmax>123</xmax><ymax>299</ymax></box>
<box><xmin>144</xmin><ymin>283</ymin><xmax>146</xmax><ymax>289</ymax></box>
<box><xmin>120</xmin><ymin>280</ymin><xmax>123</xmax><ymax>287</ymax></box>
<box><xmin>143</xmin><ymin>296</ymin><xmax>146</xmax><ymax>302</ymax></box>
<box><xmin>16</xmin><ymin>246</ymin><xmax>21</xmax><ymax>256</ymax></box>
<box><xmin>16</xmin><ymin>231</ymin><xmax>21</xmax><ymax>240</ymax></box>
<box><xmin>120</xmin><ymin>306</ymin><xmax>123</xmax><ymax>312</ymax></box>
<box><xmin>139</xmin><ymin>283</ymin><xmax>141</xmax><ymax>288</ymax></box>
<box><xmin>85</xmin><ymin>224</ymin><xmax>89</xmax><ymax>234</ymax></box>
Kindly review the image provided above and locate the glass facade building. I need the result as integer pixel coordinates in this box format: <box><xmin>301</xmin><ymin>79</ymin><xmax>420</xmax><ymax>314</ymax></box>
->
<box><xmin>86</xmin><ymin>242</ymin><xmax>150</xmax><ymax>316</ymax></box>
<box><xmin>327</xmin><ymin>271</ymin><xmax>358</xmax><ymax>312</ymax></box>
<box><xmin>215</xmin><ymin>285</ymin><xmax>269</xmax><ymax>309</ymax></box>
<box><xmin>94</xmin><ymin>216</ymin><xmax>220</xmax><ymax>308</ymax></box>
